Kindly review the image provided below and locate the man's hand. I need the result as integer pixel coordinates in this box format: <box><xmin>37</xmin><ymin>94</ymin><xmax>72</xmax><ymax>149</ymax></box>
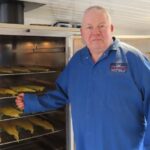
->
<box><xmin>15</xmin><ymin>93</ymin><xmax>25</xmax><ymax>110</ymax></box>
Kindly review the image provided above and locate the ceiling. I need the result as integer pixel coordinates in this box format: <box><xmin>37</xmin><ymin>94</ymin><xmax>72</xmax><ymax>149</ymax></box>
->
<box><xmin>20</xmin><ymin>0</ymin><xmax>150</xmax><ymax>35</ymax></box>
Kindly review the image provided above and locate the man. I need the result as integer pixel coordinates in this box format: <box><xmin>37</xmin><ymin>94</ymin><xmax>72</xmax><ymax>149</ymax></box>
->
<box><xmin>16</xmin><ymin>6</ymin><xmax>150</xmax><ymax>150</ymax></box>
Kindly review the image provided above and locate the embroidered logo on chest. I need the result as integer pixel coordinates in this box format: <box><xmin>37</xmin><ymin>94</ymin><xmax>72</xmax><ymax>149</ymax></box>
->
<box><xmin>110</xmin><ymin>63</ymin><xmax>128</xmax><ymax>72</ymax></box>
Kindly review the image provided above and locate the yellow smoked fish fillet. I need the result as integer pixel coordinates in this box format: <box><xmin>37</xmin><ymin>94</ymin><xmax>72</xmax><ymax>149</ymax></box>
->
<box><xmin>0</xmin><ymin>88</ymin><xmax>17</xmax><ymax>96</ymax></box>
<box><xmin>10</xmin><ymin>86</ymin><xmax>36</xmax><ymax>93</ymax></box>
<box><xmin>13</xmin><ymin>119</ymin><xmax>34</xmax><ymax>134</ymax></box>
<box><xmin>28</xmin><ymin>117</ymin><xmax>54</xmax><ymax>131</ymax></box>
<box><xmin>27</xmin><ymin>67</ymin><xmax>49</xmax><ymax>72</ymax></box>
<box><xmin>0</xmin><ymin>121</ymin><xmax>19</xmax><ymax>141</ymax></box>
<box><xmin>11</xmin><ymin>67</ymin><xmax>30</xmax><ymax>73</ymax></box>
<box><xmin>25</xmin><ymin>85</ymin><xmax>45</xmax><ymax>92</ymax></box>
<box><xmin>0</xmin><ymin>106</ymin><xmax>23</xmax><ymax>118</ymax></box>
<box><xmin>0</xmin><ymin>68</ymin><xmax>13</xmax><ymax>74</ymax></box>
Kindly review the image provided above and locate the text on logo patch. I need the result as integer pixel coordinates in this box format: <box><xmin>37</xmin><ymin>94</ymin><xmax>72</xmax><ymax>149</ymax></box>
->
<box><xmin>110</xmin><ymin>63</ymin><xmax>128</xmax><ymax>72</ymax></box>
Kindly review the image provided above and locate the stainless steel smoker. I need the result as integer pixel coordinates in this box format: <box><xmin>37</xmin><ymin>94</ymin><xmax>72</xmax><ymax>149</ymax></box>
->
<box><xmin>0</xmin><ymin>23</ymin><xmax>79</xmax><ymax>150</ymax></box>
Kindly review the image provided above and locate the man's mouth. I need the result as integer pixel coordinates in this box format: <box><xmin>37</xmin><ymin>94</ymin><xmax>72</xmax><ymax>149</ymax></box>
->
<box><xmin>91</xmin><ymin>39</ymin><xmax>101</xmax><ymax>41</ymax></box>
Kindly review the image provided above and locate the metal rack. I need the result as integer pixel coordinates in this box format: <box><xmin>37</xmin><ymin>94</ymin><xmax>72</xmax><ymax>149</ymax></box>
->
<box><xmin>0</xmin><ymin>113</ymin><xmax>65</xmax><ymax>146</ymax></box>
<box><xmin>0</xmin><ymin>71</ymin><xmax>57</xmax><ymax>77</ymax></box>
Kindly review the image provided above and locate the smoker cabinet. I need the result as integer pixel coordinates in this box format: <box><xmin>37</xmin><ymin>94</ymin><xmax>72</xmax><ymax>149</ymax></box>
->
<box><xmin>0</xmin><ymin>23</ymin><xmax>79</xmax><ymax>150</ymax></box>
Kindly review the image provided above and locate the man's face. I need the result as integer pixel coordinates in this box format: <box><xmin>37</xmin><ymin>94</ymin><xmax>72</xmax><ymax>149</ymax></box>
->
<box><xmin>81</xmin><ymin>9</ymin><xmax>114</xmax><ymax>52</ymax></box>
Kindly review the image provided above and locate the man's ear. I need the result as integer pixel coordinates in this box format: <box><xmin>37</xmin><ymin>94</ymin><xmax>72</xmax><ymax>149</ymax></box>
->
<box><xmin>111</xmin><ymin>24</ymin><xmax>114</xmax><ymax>32</ymax></box>
<box><xmin>80</xmin><ymin>27</ymin><xmax>83</xmax><ymax>36</ymax></box>
<box><xmin>80</xmin><ymin>27</ymin><xmax>86</xmax><ymax>44</ymax></box>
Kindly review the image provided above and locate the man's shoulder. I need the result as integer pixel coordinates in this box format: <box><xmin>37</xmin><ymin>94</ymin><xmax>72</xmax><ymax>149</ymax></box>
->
<box><xmin>69</xmin><ymin>47</ymin><xmax>87</xmax><ymax>63</ymax></box>
<box><xmin>118</xmin><ymin>41</ymin><xmax>147</xmax><ymax>60</ymax></box>
<box><xmin>73</xmin><ymin>47</ymin><xmax>87</xmax><ymax>57</ymax></box>
<box><xmin>117</xmin><ymin>41</ymin><xmax>150</xmax><ymax>67</ymax></box>
<box><xmin>119</xmin><ymin>41</ymin><xmax>140</xmax><ymax>54</ymax></box>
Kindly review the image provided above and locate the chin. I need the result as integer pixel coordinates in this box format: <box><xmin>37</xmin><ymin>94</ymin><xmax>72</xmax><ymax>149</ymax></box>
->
<box><xmin>91</xmin><ymin>45</ymin><xmax>103</xmax><ymax>50</ymax></box>
<box><xmin>88</xmin><ymin>47</ymin><xmax>102</xmax><ymax>52</ymax></box>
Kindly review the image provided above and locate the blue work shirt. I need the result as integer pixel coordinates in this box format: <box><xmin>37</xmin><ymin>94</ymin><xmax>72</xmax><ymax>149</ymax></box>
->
<box><xmin>24</xmin><ymin>38</ymin><xmax>150</xmax><ymax>150</ymax></box>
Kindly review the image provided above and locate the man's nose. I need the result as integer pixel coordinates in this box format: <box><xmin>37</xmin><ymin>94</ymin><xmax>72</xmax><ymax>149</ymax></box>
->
<box><xmin>91</xmin><ymin>27</ymin><xmax>101</xmax><ymax>34</ymax></box>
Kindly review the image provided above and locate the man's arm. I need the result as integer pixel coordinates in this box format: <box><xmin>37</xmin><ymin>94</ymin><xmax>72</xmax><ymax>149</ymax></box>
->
<box><xmin>133</xmin><ymin>54</ymin><xmax>150</xmax><ymax>149</ymax></box>
<box><xmin>16</xmin><ymin>64</ymin><xmax>70</xmax><ymax>114</ymax></box>
<box><xmin>141</xmin><ymin>57</ymin><xmax>150</xmax><ymax>149</ymax></box>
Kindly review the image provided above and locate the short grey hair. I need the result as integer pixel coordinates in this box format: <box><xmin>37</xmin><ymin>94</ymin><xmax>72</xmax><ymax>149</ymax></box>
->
<box><xmin>83</xmin><ymin>5</ymin><xmax>112</xmax><ymax>23</ymax></box>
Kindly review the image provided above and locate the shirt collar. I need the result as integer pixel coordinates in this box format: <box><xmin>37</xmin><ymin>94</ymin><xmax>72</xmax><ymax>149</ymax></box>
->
<box><xmin>110</xmin><ymin>37</ymin><xmax>120</xmax><ymax>51</ymax></box>
<box><xmin>80</xmin><ymin>46</ymin><xmax>92</xmax><ymax>64</ymax></box>
<box><xmin>81</xmin><ymin>37</ymin><xmax>120</xmax><ymax>61</ymax></box>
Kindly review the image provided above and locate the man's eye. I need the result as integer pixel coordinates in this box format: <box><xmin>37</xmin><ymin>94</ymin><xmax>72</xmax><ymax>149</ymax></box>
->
<box><xmin>98</xmin><ymin>24</ymin><xmax>107</xmax><ymax>29</ymax></box>
<box><xmin>99</xmin><ymin>25</ymin><xmax>105</xmax><ymax>28</ymax></box>
<box><xmin>86</xmin><ymin>26</ymin><xmax>93</xmax><ymax>29</ymax></box>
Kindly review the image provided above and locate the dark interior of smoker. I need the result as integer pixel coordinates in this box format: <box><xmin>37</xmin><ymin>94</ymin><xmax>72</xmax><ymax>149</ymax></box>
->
<box><xmin>0</xmin><ymin>35</ymin><xmax>66</xmax><ymax>150</ymax></box>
